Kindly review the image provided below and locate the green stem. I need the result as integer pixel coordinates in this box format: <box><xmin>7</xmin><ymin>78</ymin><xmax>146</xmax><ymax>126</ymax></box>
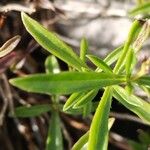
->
<box><xmin>113</xmin><ymin>20</ymin><xmax>140</xmax><ymax>74</ymax></box>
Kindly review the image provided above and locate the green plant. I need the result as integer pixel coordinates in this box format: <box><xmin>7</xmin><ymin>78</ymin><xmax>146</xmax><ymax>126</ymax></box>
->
<box><xmin>9</xmin><ymin>3</ymin><xmax>150</xmax><ymax>150</ymax></box>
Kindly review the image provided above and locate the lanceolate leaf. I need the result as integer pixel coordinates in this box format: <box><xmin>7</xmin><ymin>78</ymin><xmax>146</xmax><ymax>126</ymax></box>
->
<box><xmin>13</xmin><ymin>104</ymin><xmax>51</xmax><ymax>117</ymax></box>
<box><xmin>10</xmin><ymin>72</ymin><xmax>125</xmax><ymax>95</ymax></box>
<box><xmin>73</xmin><ymin>89</ymin><xmax>98</xmax><ymax>108</ymax></box>
<box><xmin>114</xmin><ymin>20</ymin><xmax>141</xmax><ymax>73</ymax></box>
<box><xmin>87</xmin><ymin>55</ymin><xmax>112</xmax><ymax>73</ymax></box>
<box><xmin>103</xmin><ymin>46</ymin><xmax>123</xmax><ymax>65</ymax></box>
<box><xmin>80</xmin><ymin>38</ymin><xmax>88</xmax><ymax>62</ymax></box>
<box><xmin>113</xmin><ymin>86</ymin><xmax>150</xmax><ymax>124</ymax></box>
<box><xmin>63</xmin><ymin>92</ymin><xmax>85</xmax><ymax>111</ymax></box>
<box><xmin>46</xmin><ymin>112</ymin><xmax>63</xmax><ymax>150</ymax></box>
<box><xmin>88</xmin><ymin>87</ymin><xmax>113</xmax><ymax>150</ymax></box>
<box><xmin>21</xmin><ymin>12</ymin><xmax>87</xmax><ymax>71</ymax></box>
<box><xmin>129</xmin><ymin>2</ymin><xmax>150</xmax><ymax>16</ymax></box>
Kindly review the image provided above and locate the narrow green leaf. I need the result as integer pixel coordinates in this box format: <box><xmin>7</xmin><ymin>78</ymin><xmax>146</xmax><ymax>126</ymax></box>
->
<box><xmin>61</xmin><ymin>102</ymin><xmax>99</xmax><ymax>115</ymax></box>
<box><xmin>73</xmin><ymin>89</ymin><xmax>98</xmax><ymax>108</ymax></box>
<box><xmin>129</xmin><ymin>2</ymin><xmax>150</xmax><ymax>16</ymax></box>
<box><xmin>87</xmin><ymin>55</ymin><xmax>112</xmax><ymax>73</ymax></box>
<box><xmin>88</xmin><ymin>87</ymin><xmax>113</xmax><ymax>150</ymax></box>
<box><xmin>0</xmin><ymin>35</ymin><xmax>21</xmax><ymax>57</ymax></box>
<box><xmin>46</xmin><ymin>112</ymin><xmax>63</xmax><ymax>150</ymax></box>
<box><xmin>13</xmin><ymin>104</ymin><xmax>51</xmax><ymax>117</ymax></box>
<box><xmin>114</xmin><ymin>20</ymin><xmax>141</xmax><ymax>73</ymax></box>
<box><xmin>63</xmin><ymin>92</ymin><xmax>85</xmax><ymax>111</ymax></box>
<box><xmin>10</xmin><ymin>72</ymin><xmax>125</xmax><ymax>95</ymax></box>
<box><xmin>103</xmin><ymin>46</ymin><xmax>123</xmax><ymax>66</ymax></box>
<box><xmin>125</xmin><ymin>48</ymin><xmax>135</xmax><ymax>76</ymax></box>
<box><xmin>72</xmin><ymin>118</ymin><xmax>115</xmax><ymax>150</ymax></box>
<box><xmin>134</xmin><ymin>75</ymin><xmax>150</xmax><ymax>87</ymax></box>
<box><xmin>21</xmin><ymin>12</ymin><xmax>87</xmax><ymax>71</ymax></box>
<box><xmin>113</xmin><ymin>86</ymin><xmax>150</xmax><ymax>124</ymax></box>
<box><xmin>80</xmin><ymin>38</ymin><xmax>88</xmax><ymax>62</ymax></box>
<box><xmin>45</xmin><ymin>55</ymin><xmax>60</xmax><ymax>74</ymax></box>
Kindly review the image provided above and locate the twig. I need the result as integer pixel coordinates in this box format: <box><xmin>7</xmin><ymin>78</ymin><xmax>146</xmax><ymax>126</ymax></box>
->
<box><xmin>1</xmin><ymin>73</ymin><xmax>14</xmax><ymax>116</ymax></box>
<box><xmin>109</xmin><ymin>132</ymin><xmax>132</xmax><ymax>150</ymax></box>
<box><xmin>109</xmin><ymin>111</ymin><xmax>149</xmax><ymax>125</ymax></box>
<box><xmin>0</xmin><ymin>86</ymin><xmax>8</xmax><ymax>126</ymax></box>
<box><xmin>11</xmin><ymin>89</ymin><xmax>30</xmax><ymax>106</ymax></box>
<box><xmin>61</xmin><ymin>121</ymin><xmax>72</xmax><ymax>149</ymax></box>
<box><xmin>61</xmin><ymin>114</ymin><xmax>89</xmax><ymax>131</ymax></box>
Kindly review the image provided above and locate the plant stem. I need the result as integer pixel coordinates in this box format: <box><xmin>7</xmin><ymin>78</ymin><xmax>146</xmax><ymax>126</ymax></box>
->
<box><xmin>113</xmin><ymin>20</ymin><xmax>140</xmax><ymax>74</ymax></box>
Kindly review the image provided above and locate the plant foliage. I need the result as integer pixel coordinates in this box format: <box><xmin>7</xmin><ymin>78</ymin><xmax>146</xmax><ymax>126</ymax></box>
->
<box><xmin>9</xmin><ymin>3</ymin><xmax>150</xmax><ymax>149</ymax></box>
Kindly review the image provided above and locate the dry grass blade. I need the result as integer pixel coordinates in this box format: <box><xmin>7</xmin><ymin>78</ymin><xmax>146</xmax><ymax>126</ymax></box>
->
<box><xmin>0</xmin><ymin>35</ymin><xmax>21</xmax><ymax>58</ymax></box>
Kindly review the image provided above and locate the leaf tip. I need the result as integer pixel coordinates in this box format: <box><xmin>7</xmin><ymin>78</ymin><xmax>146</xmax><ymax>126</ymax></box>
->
<box><xmin>9</xmin><ymin>79</ymin><xmax>17</xmax><ymax>86</ymax></box>
<box><xmin>63</xmin><ymin>105</ymin><xmax>70</xmax><ymax>112</ymax></box>
<box><xmin>21</xmin><ymin>12</ymin><xmax>29</xmax><ymax>25</ymax></box>
<box><xmin>21</xmin><ymin>12</ymin><xmax>27</xmax><ymax>19</ymax></box>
